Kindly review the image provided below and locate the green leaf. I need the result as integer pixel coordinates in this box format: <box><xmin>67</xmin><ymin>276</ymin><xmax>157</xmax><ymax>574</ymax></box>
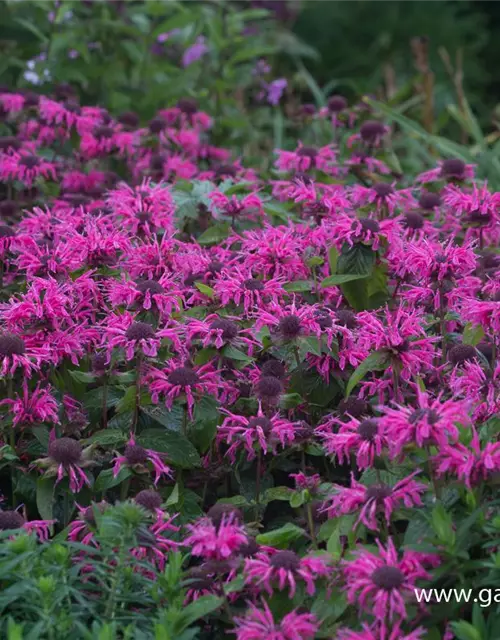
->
<box><xmin>337</xmin><ymin>243</ymin><xmax>376</xmax><ymax>276</ymax></box>
<box><xmin>223</xmin><ymin>345</ymin><xmax>254</xmax><ymax>364</ymax></box>
<box><xmin>142</xmin><ymin>405</ymin><xmax>183</xmax><ymax>432</ymax></box>
<box><xmin>36</xmin><ymin>477</ymin><xmax>54</xmax><ymax>521</ymax></box>
<box><xmin>197</xmin><ymin>224</ymin><xmax>231</xmax><ymax>246</ymax></box>
<box><xmin>298</xmin><ymin>336</ymin><xmax>322</xmax><ymax>357</ymax></box>
<box><xmin>279</xmin><ymin>393</ymin><xmax>304</xmax><ymax>409</ymax></box>
<box><xmin>462</xmin><ymin>323</ymin><xmax>485</xmax><ymax>346</ymax></box>
<box><xmin>321</xmin><ymin>273</ymin><xmax>368</xmax><ymax>287</ymax></box>
<box><xmin>449</xmin><ymin>621</ymin><xmax>482</xmax><ymax>640</ymax></box>
<box><xmin>327</xmin><ymin>527</ymin><xmax>343</xmax><ymax>560</ymax></box>
<box><xmin>256</xmin><ymin>523</ymin><xmax>305</xmax><ymax>548</ymax></box>
<box><xmin>328</xmin><ymin>246</ymin><xmax>339</xmax><ymax>275</ymax></box>
<box><xmin>345</xmin><ymin>350</ymin><xmax>389</xmax><ymax>397</ymax></box>
<box><xmin>284</xmin><ymin>280</ymin><xmax>314</xmax><ymax>292</ymax></box>
<box><xmin>138</xmin><ymin>429</ymin><xmax>201</xmax><ymax>468</ymax></box>
<box><xmin>68</xmin><ymin>370</ymin><xmax>97</xmax><ymax>384</ymax></box>
<box><xmin>95</xmin><ymin>467</ymin><xmax>131</xmax><ymax>493</ymax></box>
<box><xmin>431</xmin><ymin>504</ymin><xmax>456</xmax><ymax>547</ymax></box>
<box><xmin>166</xmin><ymin>482</ymin><xmax>180</xmax><ymax>507</ymax></box>
<box><xmin>263</xmin><ymin>486</ymin><xmax>293</xmax><ymax>502</ymax></box>
<box><xmin>179</xmin><ymin>595</ymin><xmax>223</xmax><ymax>630</ymax></box>
<box><xmin>85</xmin><ymin>430</ymin><xmax>128</xmax><ymax>447</ymax></box>
<box><xmin>194</xmin><ymin>282</ymin><xmax>215</xmax><ymax>298</ymax></box>
<box><xmin>290</xmin><ymin>490</ymin><xmax>307</xmax><ymax>508</ymax></box>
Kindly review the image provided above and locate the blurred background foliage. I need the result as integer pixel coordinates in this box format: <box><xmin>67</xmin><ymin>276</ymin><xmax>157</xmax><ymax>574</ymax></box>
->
<box><xmin>2</xmin><ymin>0</ymin><xmax>500</xmax><ymax>177</ymax></box>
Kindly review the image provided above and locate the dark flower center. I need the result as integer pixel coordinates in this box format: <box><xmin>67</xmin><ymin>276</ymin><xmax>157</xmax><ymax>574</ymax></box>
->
<box><xmin>373</xmin><ymin>183</ymin><xmax>394</xmax><ymax>198</ymax></box>
<box><xmin>0</xmin><ymin>511</ymin><xmax>24</xmax><ymax>530</ymax></box>
<box><xmin>207</xmin><ymin>503</ymin><xmax>242</xmax><ymax>527</ymax></box>
<box><xmin>467</xmin><ymin>210</ymin><xmax>491</xmax><ymax>226</ymax></box>
<box><xmin>419</xmin><ymin>191</ymin><xmax>441</xmax><ymax>210</ymax></box>
<box><xmin>0</xmin><ymin>201</ymin><xmax>18</xmax><ymax>218</ymax></box>
<box><xmin>177</xmin><ymin>98</ymin><xmax>198</xmax><ymax>115</ymax></box>
<box><xmin>365</xmin><ymin>484</ymin><xmax>393</xmax><ymax>501</ymax></box>
<box><xmin>92</xmin><ymin>353</ymin><xmax>108</xmax><ymax>373</ymax></box>
<box><xmin>135</xmin><ymin>489</ymin><xmax>162</xmax><ymax>512</ymax></box>
<box><xmin>278</xmin><ymin>314</ymin><xmax>302</xmax><ymax>339</ymax></box>
<box><xmin>315</xmin><ymin>311</ymin><xmax>333</xmax><ymax>329</ymax></box>
<box><xmin>335</xmin><ymin>310</ymin><xmax>357</xmax><ymax>329</ymax></box>
<box><xmin>48</xmin><ymin>438</ymin><xmax>82</xmax><ymax>465</ymax></box>
<box><xmin>0</xmin><ymin>225</ymin><xmax>15</xmax><ymax>238</ymax></box>
<box><xmin>240</xmin><ymin>536</ymin><xmax>259</xmax><ymax>557</ymax></box>
<box><xmin>83</xmin><ymin>502</ymin><xmax>107</xmax><ymax>525</ymax></box>
<box><xmin>167</xmin><ymin>366</ymin><xmax>200</xmax><ymax>388</ymax></box>
<box><xmin>270</xmin><ymin>550</ymin><xmax>300</xmax><ymax>571</ymax></box>
<box><xmin>371</xmin><ymin>566</ymin><xmax>405</xmax><ymax>590</ymax></box>
<box><xmin>124</xmin><ymin>444</ymin><xmax>148</xmax><ymax>465</ymax></box>
<box><xmin>358</xmin><ymin>419</ymin><xmax>378</xmax><ymax>441</ymax></box>
<box><xmin>328</xmin><ymin>95</ymin><xmax>347</xmax><ymax>112</ymax></box>
<box><xmin>208</xmin><ymin>261</ymin><xmax>224</xmax><ymax>275</ymax></box>
<box><xmin>136</xmin><ymin>280</ymin><xmax>165</xmax><ymax>295</ymax></box>
<box><xmin>360</xmin><ymin>120</ymin><xmax>386</xmax><ymax>141</ymax></box>
<box><xmin>338</xmin><ymin>397</ymin><xmax>368</xmax><ymax>418</ymax></box>
<box><xmin>409</xmin><ymin>408</ymin><xmax>440</xmax><ymax>425</ymax></box>
<box><xmin>354</xmin><ymin>218</ymin><xmax>380</xmax><ymax>234</ymax></box>
<box><xmin>243</xmin><ymin>278</ymin><xmax>264</xmax><ymax>291</ymax></box>
<box><xmin>94</xmin><ymin>126</ymin><xmax>114</xmax><ymax>139</ymax></box>
<box><xmin>441</xmin><ymin>159</ymin><xmax>465</xmax><ymax>178</ymax></box>
<box><xmin>118</xmin><ymin>111</ymin><xmax>139</xmax><ymax>128</ymax></box>
<box><xmin>248</xmin><ymin>416</ymin><xmax>273</xmax><ymax>435</ymax></box>
<box><xmin>449</xmin><ymin>344</ymin><xmax>476</xmax><ymax>365</ymax></box>
<box><xmin>403</xmin><ymin>212</ymin><xmax>425</xmax><ymax>230</ymax></box>
<box><xmin>0</xmin><ymin>334</ymin><xmax>26</xmax><ymax>356</ymax></box>
<box><xmin>125</xmin><ymin>322</ymin><xmax>155</xmax><ymax>341</ymax></box>
<box><xmin>20</xmin><ymin>155</ymin><xmax>40</xmax><ymax>169</ymax></box>
<box><xmin>261</xmin><ymin>359</ymin><xmax>286</xmax><ymax>379</ymax></box>
<box><xmin>187</xmin><ymin>566</ymin><xmax>213</xmax><ymax>590</ymax></box>
<box><xmin>256</xmin><ymin>376</ymin><xmax>284</xmax><ymax>400</ymax></box>
<box><xmin>297</xmin><ymin>146</ymin><xmax>318</xmax><ymax>159</ymax></box>
<box><xmin>215</xmin><ymin>165</ymin><xmax>238</xmax><ymax>178</ymax></box>
<box><xmin>0</xmin><ymin>136</ymin><xmax>21</xmax><ymax>151</ymax></box>
<box><xmin>210</xmin><ymin>318</ymin><xmax>238</xmax><ymax>340</ymax></box>
<box><xmin>149</xmin><ymin>117</ymin><xmax>166</xmax><ymax>133</ymax></box>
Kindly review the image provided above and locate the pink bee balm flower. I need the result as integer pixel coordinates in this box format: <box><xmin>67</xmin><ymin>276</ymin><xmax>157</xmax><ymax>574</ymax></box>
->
<box><xmin>416</xmin><ymin>158</ymin><xmax>475</xmax><ymax>183</ymax></box>
<box><xmin>434</xmin><ymin>428</ymin><xmax>500</xmax><ymax>489</ymax></box>
<box><xmin>449</xmin><ymin>361</ymin><xmax>500</xmax><ymax>422</ymax></box>
<box><xmin>254</xmin><ymin>299</ymin><xmax>323</xmax><ymax>343</ymax></box>
<box><xmin>147</xmin><ymin>360</ymin><xmax>222</xmax><ymax>418</ymax></box>
<box><xmin>218</xmin><ymin>406</ymin><xmax>296</xmax><ymax>462</ymax></box>
<box><xmin>0</xmin><ymin>332</ymin><xmax>48</xmax><ymax>378</ymax></box>
<box><xmin>102</xmin><ymin>314</ymin><xmax>161</xmax><ymax>362</ymax></box>
<box><xmin>38</xmin><ymin>437</ymin><xmax>94</xmax><ymax>494</ymax></box>
<box><xmin>234</xmin><ymin>600</ymin><xmax>318</xmax><ymax>640</ymax></box>
<box><xmin>244</xmin><ymin>549</ymin><xmax>331</xmax><ymax>597</ymax></box>
<box><xmin>107</xmin><ymin>275</ymin><xmax>184</xmax><ymax>317</ymax></box>
<box><xmin>324</xmin><ymin>472</ymin><xmax>426</xmax><ymax>531</ymax></box>
<box><xmin>209</xmin><ymin>190</ymin><xmax>264</xmax><ymax>222</ymax></box>
<box><xmin>316</xmin><ymin>416</ymin><xmax>388</xmax><ymax>470</ymax></box>
<box><xmin>338</xmin><ymin>622</ymin><xmax>426</xmax><ymax>640</ymax></box>
<box><xmin>343</xmin><ymin>538</ymin><xmax>430</xmax><ymax>623</ymax></box>
<box><xmin>213</xmin><ymin>268</ymin><xmax>285</xmax><ymax>314</ymax></box>
<box><xmin>186</xmin><ymin>313</ymin><xmax>258</xmax><ymax>352</ymax></box>
<box><xmin>184</xmin><ymin>512</ymin><xmax>248</xmax><ymax>560</ymax></box>
<box><xmin>112</xmin><ymin>434</ymin><xmax>172</xmax><ymax>486</ymax></box>
<box><xmin>275</xmin><ymin>143</ymin><xmax>337</xmax><ymax>174</ymax></box>
<box><xmin>379</xmin><ymin>390</ymin><xmax>469</xmax><ymax>457</ymax></box>
<box><xmin>0</xmin><ymin>381</ymin><xmax>59</xmax><ymax>428</ymax></box>
<box><xmin>0</xmin><ymin>150</ymin><xmax>57</xmax><ymax>187</ymax></box>
<box><xmin>0</xmin><ymin>510</ymin><xmax>55</xmax><ymax>542</ymax></box>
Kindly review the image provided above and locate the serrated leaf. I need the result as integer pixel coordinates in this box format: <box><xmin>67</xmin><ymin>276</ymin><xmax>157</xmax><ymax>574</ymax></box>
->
<box><xmin>298</xmin><ymin>336</ymin><xmax>322</xmax><ymax>357</ymax></box>
<box><xmin>95</xmin><ymin>467</ymin><xmax>131</xmax><ymax>493</ymax></box>
<box><xmin>345</xmin><ymin>350</ymin><xmax>389</xmax><ymax>397</ymax></box>
<box><xmin>223</xmin><ymin>345</ymin><xmax>254</xmax><ymax>364</ymax></box>
<box><xmin>194</xmin><ymin>282</ymin><xmax>215</xmax><ymax>297</ymax></box>
<box><xmin>138</xmin><ymin>429</ymin><xmax>201</xmax><ymax>468</ymax></box>
<box><xmin>264</xmin><ymin>487</ymin><xmax>293</xmax><ymax>502</ymax></box>
<box><xmin>142</xmin><ymin>405</ymin><xmax>183</xmax><ymax>432</ymax></box>
<box><xmin>69</xmin><ymin>371</ymin><xmax>97</xmax><ymax>384</ymax></box>
<box><xmin>284</xmin><ymin>280</ymin><xmax>313</xmax><ymax>292</ymax></box>
<box><xmin>197</xmin><ymin>224</ymin><xmax>230</xmax><ymax>246</ymax></box>
<box><xmin>179</xmin><ymin>595</ymin><xmax>223</xmax><ymax>630</ymax></box>
<box><xmin>85</xmin><ymin>430</ymin><xmax>128</xmax><ymax>447</ymax></box>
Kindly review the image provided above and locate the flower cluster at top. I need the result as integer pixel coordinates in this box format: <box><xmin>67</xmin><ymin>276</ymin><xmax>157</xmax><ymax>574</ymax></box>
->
<box><xmin>0</xmin><ymin>83</ymin><xmax>498</xmax><ymax>639</ymax></box>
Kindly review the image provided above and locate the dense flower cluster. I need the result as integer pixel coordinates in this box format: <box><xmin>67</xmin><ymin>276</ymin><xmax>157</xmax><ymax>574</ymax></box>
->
<box><xmin>0</xmin><ymin>81</ymin><xmax>497</xmax><ymax>639</ymax></box>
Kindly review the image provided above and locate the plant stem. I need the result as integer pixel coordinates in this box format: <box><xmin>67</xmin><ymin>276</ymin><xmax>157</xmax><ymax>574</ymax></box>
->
<box><xmin>254</xmin><ymin>448</ymin><xmax>262</xmax><ymax>521</ymax></box>
<box><xmin>182</xmin><ymin>404</ymin><xmax>188</xmax><ymax>437</ymax></box>
<box><xmin>101</xmin><ymin>374</ymin><xmax>108</xmax><ymax>429</ymax></box>
<box><xmin>132</xmin><ymin>351</ymin><xmax>143</xmax><ymax>433</ymax></box>
<box><xmin>105</xmin><ymin>542</ymin><xmax>126</xmax><ymax>620</ymax></box>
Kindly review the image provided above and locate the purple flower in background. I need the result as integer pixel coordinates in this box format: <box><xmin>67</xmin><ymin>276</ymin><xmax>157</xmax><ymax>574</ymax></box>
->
<box><xmin>266</xmin><ymin>78</ymin><xmax>287</xmax><ymax>106</ymax></box>
<box><xmin>182</xmin><ymin>37</ymin><xmax>208</xmax><ymax>67</ymax></box>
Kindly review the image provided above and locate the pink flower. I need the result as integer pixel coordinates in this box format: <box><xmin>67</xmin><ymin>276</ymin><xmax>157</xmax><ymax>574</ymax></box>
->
<box><xmin>0</xmin><ymin>151</ymin><xmax>57</xmax><ymax>186</ymax></box>
<box><xmin>218</xmin><ymin>406</ymin><xmax>296</xmax><ymax>462</ymax></box>
<box><xmin>275</xmin><ymin>143</ymin><xmax>337</xmax><ymax>174</ymax></box>
<box><xmin>147</xmin><ymin>360</ymin><xmax>222</xmax><ymax>418</ymax></box>
<box><xmin>107</xmin><ymin>275</ymin><xmax>184</xmax><ymax>317</ymax></box>
<box><xmin>184</xmin><ymin>513</ymin><xmax>248</xmax><ymax>560</ymax></box>
<box><xmin>112</xmin><ymin>434</ymin><xmax>172</xmax><ymax>486</ymax></box>
<box><xmin>343</xmin><ymin>538</ymin><xmax>430</xmax><ymax>622</ymax></box>
<box><xmin>38</xmin><ymin>437</ymin><xmax>94</xmax><ymax>494</ymax></box>
<box><xmin>324</xmin><ymin>472</ymin><xmax>426</xmax><ymax>531</ymax></box>
<box><xmin>316</xmin><ymin>416</ymin><xmax>388</xmax><ymax>470</ymax></box>
<box><xmin>350</xmin><ymin>183</ymin><xmax>414</xmax><ymax>216</ymax></box>
<box><xmin>434</xmin><ymin>428</ymin><xmax>500</xmax><ymax>488</ymax></box>
<box><xmin>254</xmin><ymin>299</ymin><xmax>323</xmax><ymax>343</ymax></box>
<box><xmin>244</xmin><ymin>549</ymin><xmax>331</xmax><ymax>597</ymax></box>
<box><xmin>416</xmin><ymin>159</ymin><xmax>475</xmax><ymax>183</ymax></box>
<box><xmin>0</xmin><ymin>510</ymin><xmax>55</xmax><ymax>542</ymax></box>
<box><xmin>186</xmin><ymin>313</ymin><xmax>257</xmax><ymax>352</ymax></box>
<box><xmin>234</xmin><ymin>600</ymin><xmax>318</xmax><ymax>640</ymax></box>
<box><xmin>209</xmin><ymin>191</ymin><xmax>264</xmax><ymax>222</ymax></box>
<box><xmin>0</xmin><ymin>381</ymin><xmax>59</xmax><ymax>427</ymax></box>
<box><xmin>213</xmin><ymin>268</ymin><xmax>285</xmax><ymax>314</ymax></box>
<box><xmin>102</xmin><ymin>313</ymin><xmax>161</xmax><ymax>362</ymax></box>
<box><xmin>379</xmin><ymin>391</ymin><xmax>469</xmax><ymax>457</ymax></box>
<box><xmin>0</xmin><ymin>332</ymin><xmax>48</xmax><ymax>378</ymax></box>
<box><xmin>338</xmin><ymin>622</ymin><xmax>426</xmax><ymax>640</ymax></box>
